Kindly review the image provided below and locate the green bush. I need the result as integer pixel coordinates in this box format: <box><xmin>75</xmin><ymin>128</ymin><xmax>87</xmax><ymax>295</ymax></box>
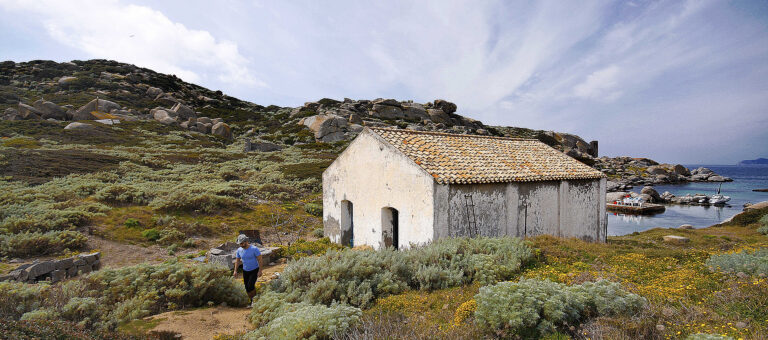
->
<box><xmin>94</xmin><ymin>184</ymin><xmax>150</xmax><ymax>205</ymax></box>
<box><xmin>275</xmin><ymin>238</ymin><xmax>343</xmax><ymax>260</ymax></box>
<box><xmin>0</xmin><ymin>262</ymin><xmax>249</xmax><ymax>329</ymax></box>
<box><xmin>246</xmin><ymin>303</ymin><xmax>361</xmax><ymax>340</ymax></box>
<box><xmin>706</xmin><ymin>248</ymin><xmax>768</xmax><ymax>276</ymax></box>
<box><xmin>304</xmin><ymin>203</ymin><xmax>322</xmax><ymax>217</ymax></box>
<box><xmin>124</xmin><ymin>218</ymin><xmax>141</xmax><ymax>229</ymax></box>
<box><xmin>0</xmin><ymin>319</ymin><xmax>150</xmax><ymax>340</ymax></box>
<box><xmin>141</xmin><ymin>228</ymin><xmax>161</xmax><ymax>241</ymax></box>
<box><xmin>149</xmin><ymin>191</ymin><xmax>245</xmax><ymax>213</ymax></box>
<box><xmin>157</xmin><ymin>228</ymin><xmax>185</xmax><ymax>246</ymax></box>
<box><xmin>272</xmin><ymin>237</ymin><xmax>533</xmax><ymax>308</ymax></box>
<box><xmin>0</xmin><ymin>231</ymin><xmax>88</xmax><ymax>257</ymax></box>
<box><xmin>758</xmin><ymin>225</ymin><xmax>768</xmax><ymax>235</ymax></box>
<box><xmin>311</xmin><ymin>228</ymin><xmax>324</xmax><ymax>238</ymax></box>
<box><xmin>474</xmin><ymin>279</ymin><xmax>646</xmax><ymax>338</ymax></box>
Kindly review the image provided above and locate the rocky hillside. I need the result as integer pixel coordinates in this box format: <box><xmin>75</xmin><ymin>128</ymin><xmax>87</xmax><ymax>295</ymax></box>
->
<box><xmin>0</xmin><ymin>59</ymin><xmax>727</xmax><ymax>185</ymax></box>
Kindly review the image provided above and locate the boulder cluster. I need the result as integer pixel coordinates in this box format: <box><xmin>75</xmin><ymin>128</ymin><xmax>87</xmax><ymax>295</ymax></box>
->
<box><xmin>608</xmin><ymin>185</ymin><xmax>730</xmax><ymax>206</ymax></box>
<box><xmin>0</xmin><ymin>252</ymin><xmax>101</xmax><ymax>284</ymax></box>
<box><xmin>599</xmin><ymin>157</ymin><xmax>731</xmax><ymax>192</ymax></box>
<box><xmin>293</xmin><ymin>98</ymin><xmax>487</xmax><ymax>143</ymax></box>
<box><xmin>2</xmin><ymin>98</ymin><xmax>139</xmax><ymax>122</ymax></box>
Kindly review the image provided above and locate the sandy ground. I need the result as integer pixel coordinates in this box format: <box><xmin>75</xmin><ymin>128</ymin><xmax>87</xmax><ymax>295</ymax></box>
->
<box><xmin>146</xmin><ymin>307</ymin><xmax>254</xmax><ymax>340</ymax></box>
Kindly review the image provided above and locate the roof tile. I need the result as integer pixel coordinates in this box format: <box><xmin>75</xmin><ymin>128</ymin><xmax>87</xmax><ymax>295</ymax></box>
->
<box><xmin>370</xmin><ymin>128</ymin><xmax>605</xmax><ymax>184</ymax></box>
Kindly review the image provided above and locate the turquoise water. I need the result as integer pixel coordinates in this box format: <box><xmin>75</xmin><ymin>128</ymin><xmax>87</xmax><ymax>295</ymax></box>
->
<box><xmin>607</xmin><ymin>165</ymin><xmax>768</xmax><ymax>236</ymax></box>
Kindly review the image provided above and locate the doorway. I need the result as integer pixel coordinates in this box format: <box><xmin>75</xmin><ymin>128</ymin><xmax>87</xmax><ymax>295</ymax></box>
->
<box><xmin>381</xmin><ymin>207</ymin><xmax>399</xmax><ymax>249</ymax></box>
<box><xmin>341</xmin><ymin>200</ymin><xmax>354</xmax><ymax>247</ymax></box>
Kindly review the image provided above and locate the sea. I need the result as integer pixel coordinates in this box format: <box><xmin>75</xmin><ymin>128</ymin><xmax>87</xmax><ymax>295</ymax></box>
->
<box><xmin>607</xmin><ymin>165</ymin><xmax>768</xmax><ymax>236</ymax></box>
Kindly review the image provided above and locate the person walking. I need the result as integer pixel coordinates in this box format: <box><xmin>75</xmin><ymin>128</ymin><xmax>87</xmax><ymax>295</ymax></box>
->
<box><xmin>232</xmin><ymin>234</ymin><xmax>262</xmax><ymax>306</ymax></box>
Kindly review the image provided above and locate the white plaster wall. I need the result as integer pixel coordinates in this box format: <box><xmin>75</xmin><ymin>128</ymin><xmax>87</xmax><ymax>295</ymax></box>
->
<box><xmin>322</xmin><ymin>130</ymin><xmax>435</xmax><ymax>249</ymax></box>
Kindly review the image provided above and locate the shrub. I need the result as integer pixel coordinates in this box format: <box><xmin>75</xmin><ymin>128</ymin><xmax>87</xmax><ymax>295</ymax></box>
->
<box><xmin>275</xmin><ymin>238</ymin><xmax>343</xmax><ymax>260</ymax></box>
<box><xmin>0</xmin><ymin>262</ymin><xmax>249</xmax><ymax>329</ymax></box>
<box><xmin>272</xmin><ymin>237</ymin><xmax>532</xmax><ymax>308</ymax></box>
<box><xmin>304</xmin><ymin>203</ymin><xmax>322</xmax><ymax>217</ymax></box>
<box><xmin>149</xmin><ymin>191</ymin><xmax>245</xmax><ymax>213</ymax></box>
<box><xmin>0</xmin><ymin>230</ymin><xmax>88</xmax><ymax>257</ymax></box>
<box><xmin>311</xmin><ymin>228</ymin><xmax>324</xmax><ymax>238</ymax></box>
<box><xmin>142</xmin><ymin>228</ymin><xmax>161</xmax><ymax>242</ymax></box>
<box><xmin>157</xmin><ymin>228</ymin><xmax>185</xmax><ymax>246</ymax></box>
<box><xmin>0</xmin><ymin>319</ymin><xmax>151</xmax><ymax>340</ymax></box>
<box><xmin>474</xmin><ymin>279</ymin><xmax>645</xmax><ymax>338</ymax></box>
<box><xmin>758</xmin><ymin>225</ymin><xmax>768</xmax><ymax>235</ymax></box>
<box><xmin>94</xmin><ymin>184</ymin><xmax>150</xmax><ymax>205</ymax></box>
<box><xmin>124</xmin><ymin>218</ymin><xmax>141</xmax><ymax>229</ymax></box>
<box><xmin>246</xmin><ymin>303</ymin><xmax>361</xmax><ymax>340</ymax></box>
<box><xmin>706</xmin><ymin>248</ymin><xmax>768</xmax><ymax>276</ymax></box>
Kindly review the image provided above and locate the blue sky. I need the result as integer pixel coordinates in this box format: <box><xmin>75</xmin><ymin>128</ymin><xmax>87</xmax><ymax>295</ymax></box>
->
<box><xmin>1</xmin><ymin>0</ymin><xmax>766</xmax><ymax>164</ymax></box>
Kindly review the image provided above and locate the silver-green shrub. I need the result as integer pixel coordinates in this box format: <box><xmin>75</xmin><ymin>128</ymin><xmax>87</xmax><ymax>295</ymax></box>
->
<box><xmin>474</xmin><ymin>279</ymin><xmax>645</xmax><ymax>338</ymax></box>
<box><xmin>706</xmin><ymin>248</ymin><xmax>768</xmax><ymax>276</ymax></box>
<box><xmin>0</xmin><ymin>230</ymin><xmax>88</xmax><ymax>257</ymax></box>
<box><xmin>246</xmin><ymin>303</ymin><xmax>362</xmax><ymax>340</ymax></box>
<box><xmin>0</xmin><ymin>262</ymin><xmax>248</xmax><ymax>329</ymax></box>
<box><xmin>272</xmin><ymin>237</ymin><xmax>533</xmax><ymax>309</ymax></box>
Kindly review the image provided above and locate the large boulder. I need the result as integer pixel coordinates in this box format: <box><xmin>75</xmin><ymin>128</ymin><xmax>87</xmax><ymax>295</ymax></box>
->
<box><xmin>33</xmin><ymin>100</ymin><xmax>68</xmax><ymax>120</ymax></box>
<box><xmin>641</xmin><ymin>186</ymin><xmax>661</xmax><ymax>202</ymax></box>
<box><xmin>646</xmin><ymin>166</ymin><xmax>668</xmax><ymax>175</ymax></box>
<box><xmin>152</xmin><ymin>109</ymin><xmax>177</xmax><ymax>125</ymax></box>
<box><xmin>27</xmin><ymin>261</ymin><xmax>55</xmax><ymax>278</ymax></box>
<box><xmin>74</xmin><ymin>99</ymin><xmax>121</xmax><ymax>120</ymax></box>
<box><xmin>171</xmin><ymin>103</ymin><xmax>196</xmax><ymax>120</ymax></box>
<box><xmin>17</xmin><ymin>103</ymin><xmax>42</xmax><ymax>120</ymax></box>
<box><xmin>607</xmin><ymin>191</ymin><xmax>629</xmax><ymax>203</ymax></box>
<box><xmin>302</xmin><ymin>114</ymin><xmax>348</xmax><ymax>142</ymax></box>
<box><xmin>426</xmin><ymin>109</ymin><xmax>450</xmax><ymax>124</ymax></box>
<box><xmin>146</xmin><ymin>86</ymin><xmax>163</xmax><ymax>98</ymax></box>
<box><xmin>58</xmin><ymin>76</ymin><xmax>77</xmax><ymax>85</ymax></box>
<box><xmin>673</xmin><ymin>164</ymin><xmax>690</xmax><ymax>176</ymax></box>
<box><xmin>433</xmin><ymin>99</ymin><xmax>457</xmax><ymax>114</ymax></box>
<box><xmin>3</xmin><ymin>108</ymin><xmax>21</xmax><ymax>121</ymax></box>
<box><xmin>244</xmin><ymin>139</ymin><xmax>283</xmax><ymax>152</ymax></box>
<box><xmin>371</xmin><ymin>98</ymin><xmax>400</xmax><ymax>107</ymax></box>
<box><xmin>402</xmin><ymin>103</ymin><xmax>429</xmax><ymax>121</ymax></box>
<box><xmin>211</xmin><ymin>122</ymin><xmax>232</xmax><ymax>140</ymax></box>
<box><xmin>370</xmin><ymin>104</ymin><xmax>404</xmax><ymax>119</ymax></box>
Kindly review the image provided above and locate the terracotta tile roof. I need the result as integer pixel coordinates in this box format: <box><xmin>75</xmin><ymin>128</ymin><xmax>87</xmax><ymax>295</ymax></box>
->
<box><xmin>369</xmin><ymin>128</ymin><xmax>605</xmax><ymax>184</ymax></box>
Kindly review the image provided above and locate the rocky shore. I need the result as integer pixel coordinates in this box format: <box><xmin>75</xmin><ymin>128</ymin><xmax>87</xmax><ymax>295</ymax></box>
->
<box><xmin>596</xmin><ymin>157</ymin><xmax>732</xmax><ymax>192</ymax></box>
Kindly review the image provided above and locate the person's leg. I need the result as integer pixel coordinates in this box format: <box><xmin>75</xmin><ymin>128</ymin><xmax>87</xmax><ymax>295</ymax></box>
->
<box><xmin>245</xmin><ymin>269</ymin><xmax>259</xmax><ymax>300</ymax></box>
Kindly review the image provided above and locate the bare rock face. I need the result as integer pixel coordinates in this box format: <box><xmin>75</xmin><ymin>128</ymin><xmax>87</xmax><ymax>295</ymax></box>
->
<box><xmin>641</xmin><ymin>186</ymin><xmax>661</xmax><ymax>202</ymax></box>
<box><xmin>152</xmin><ymin>109</ymin><xmax>177</xmax><ymax>125</ymax></box>
<box><xmin>673</xmin><ymin>164</ymin><xmax>690</xmax><ymax>176</ymax></box>
<box><xmin>211</xmin><ymin>122</ymin><xmax>232</xmax><ymax>140</ymax></box>
<box><xmin>17</xmin><ymin>103</ymin><xmax>42</xmax><ymax>120</ymax></box>
<box><xmin>33</xmin><ymin>100</ymin><xmax>67</xmax><ymax>120</ymax></box>
<box><xmin>58</xmin><ymin>76</ymin><xmax>77</xmax><ymax>85</ymax></box>
<box><xmin>171</xmin><ymin>103</ymin><xmax>197</xmax><ymax>120</ymax></box>
<box><xmin>146</xmin><ymin>86</ymin><xmax>163</xmax><ymax>98</ymax></box>
<box><xmin>402</xmin><ymin>103</ymin><xmax>429</xmax><ymax>121</ymax></box>
<box><xmin>302</xmin><ymin>114</ymin><xmax>349</xmax><ymax>142</ymax></box>
<box><xmin>663</xmin><ymin>235</ymin><xmax>690</xmax><ymax>244</ymax></box>
<box><xmin>74</xmin><ymin>99</ymin><xmax>120</xmax><ymax>120</ymax></box>
<box><xmin>433</xmin><ymin>99</ymin><xmax>457</xmax><ymax>114</ymax></box>
<box><xmin>371</xmin><ymin>104</ymin><xmax>404</xmax><ymax>119</ymax></box>
<box><xmin>646</xmin><ymin>166</ymin><xmax>668</xmax><ymax>175</ymax></box>
<box><xmin>426</xmin><ymin>109</ymin><xmax>450</xmax><ymax>124</ymax></box>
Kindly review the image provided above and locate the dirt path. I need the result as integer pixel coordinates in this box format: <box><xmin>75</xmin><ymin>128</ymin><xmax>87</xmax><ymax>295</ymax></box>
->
<box><xmin>146</xmin><ymin>307</ymin><xmax>254</xmax><ymax>339</ymax></box>
<box><xmin>88</xmin><ymin>235</ymin><xmax>177</xmax><ymax>268</ymax></box>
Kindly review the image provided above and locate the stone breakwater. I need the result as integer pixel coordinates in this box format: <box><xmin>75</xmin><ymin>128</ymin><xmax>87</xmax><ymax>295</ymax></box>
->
<box><xmin>0</xmin><ymin>252</ymin><xmax>100</xmax><ymax>284</ymax></box>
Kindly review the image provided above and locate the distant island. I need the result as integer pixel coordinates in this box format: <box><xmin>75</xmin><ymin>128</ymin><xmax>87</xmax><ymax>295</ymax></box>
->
<box><xmin>738</xmin><ymin>158</ymin><xmax>768</xmax><ymax>166</ymax></box>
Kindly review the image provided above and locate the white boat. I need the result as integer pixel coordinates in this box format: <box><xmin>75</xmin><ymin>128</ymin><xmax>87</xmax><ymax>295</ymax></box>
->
<box><xmin>708</xmin><ymin>183</ymin><xmax>730</xmax><ymax>205</ymax></box>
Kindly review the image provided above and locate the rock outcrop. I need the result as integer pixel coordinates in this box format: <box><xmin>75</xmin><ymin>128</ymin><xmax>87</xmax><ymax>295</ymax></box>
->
<box><xmin>0</xmin><ymin>252</ymin><xmax>101</xmax><ymax>284</ymax></box>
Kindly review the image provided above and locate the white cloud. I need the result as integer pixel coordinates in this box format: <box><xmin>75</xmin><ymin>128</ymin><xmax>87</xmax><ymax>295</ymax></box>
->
<box><xmin>573</xmin><ymin>65</ymin><xmax>621</xmax><ymax>101</ymax></box>
<box><xmin>0</xmin><ymin>0</ymin><xmax>264</xmax><ymax>87</ymax></box>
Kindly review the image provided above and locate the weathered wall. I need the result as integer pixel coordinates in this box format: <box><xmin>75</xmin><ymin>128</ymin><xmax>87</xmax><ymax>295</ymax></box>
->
<box><xmin>442</xmin><ymin>184</ymin><xmax>507</xmax><ymax>237</ymax></box>
<box><xmin>434</xmin><ymin>179</ymin><xmax>605</xmax><ymax>242</ymax></box>
<box><xmin>323</xmin><ymin>130</ymin><xmax>435</xmax><ymax>249</ymax></box>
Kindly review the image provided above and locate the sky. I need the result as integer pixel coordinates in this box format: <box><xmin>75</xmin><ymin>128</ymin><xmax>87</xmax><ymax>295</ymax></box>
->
<box><xmin>0</xmin><ymin>0</ymin><xmax>766</xmax><ymax>164</ymax></box>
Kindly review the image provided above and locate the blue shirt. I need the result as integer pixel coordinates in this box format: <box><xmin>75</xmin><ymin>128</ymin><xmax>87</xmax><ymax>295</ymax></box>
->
<box><xmin>236</xmin><ymin>245</ymin><xmax>261</xmax><ymax>271</ymax></box>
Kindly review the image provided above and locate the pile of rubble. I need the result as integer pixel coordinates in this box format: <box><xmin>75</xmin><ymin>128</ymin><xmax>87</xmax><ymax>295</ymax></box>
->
<box><xmin>208</xmin><ymin>242</ymin><xmax>278</xmax><ymax>270</ymax></box>
<box><xmin>0</xmin><ymin>252</ymin><xmax>101</xmax><ymax>284</ymax></box>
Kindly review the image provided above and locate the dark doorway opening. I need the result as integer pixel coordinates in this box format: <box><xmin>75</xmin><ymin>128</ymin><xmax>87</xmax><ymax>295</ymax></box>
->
<box><xmin>382</xmin><ymin>207</ymin><xmax>399</xmax><ymax>249</ymax></box>
<box><xmin>341</xmin><ymin>200</ymin><xmax>354</xmax><ymax>247</ymax></box>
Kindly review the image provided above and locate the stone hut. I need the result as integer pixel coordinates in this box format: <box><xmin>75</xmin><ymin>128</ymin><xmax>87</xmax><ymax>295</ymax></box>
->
<box><xmin>322</xmin><ymin>128</ymin><xmax>607</xmax><ymax>250</ymax></box>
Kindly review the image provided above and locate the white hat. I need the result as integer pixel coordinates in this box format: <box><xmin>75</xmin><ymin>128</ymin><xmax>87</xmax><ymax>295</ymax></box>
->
<box><xmin>236</xmin><ymin>234</ymin><xmax>248</xmax><ymax>244</ymax></box>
